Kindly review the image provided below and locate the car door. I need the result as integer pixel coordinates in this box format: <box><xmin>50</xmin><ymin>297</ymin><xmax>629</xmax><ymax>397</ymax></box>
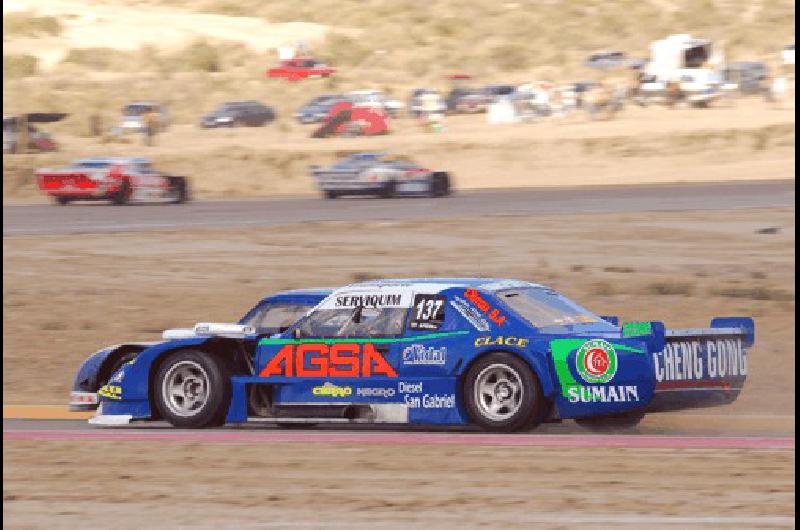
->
<box><xmin>257</xmin><ymin>288</ymin><xmax>411</xmax><ymax>381</ymax></box>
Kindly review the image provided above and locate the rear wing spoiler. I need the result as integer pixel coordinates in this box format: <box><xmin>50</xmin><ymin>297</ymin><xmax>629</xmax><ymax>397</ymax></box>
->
<box><xmin>640</xmin><ymin>316</ymin><xmax>754</xmax><ymax>412</ymax></box>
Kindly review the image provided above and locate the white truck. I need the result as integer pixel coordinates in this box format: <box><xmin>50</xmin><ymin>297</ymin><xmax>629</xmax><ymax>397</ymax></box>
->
<box><xmin>637</xmin><ymin>34</ymin><xmax>725</xmax><ymax>107</ymax></box>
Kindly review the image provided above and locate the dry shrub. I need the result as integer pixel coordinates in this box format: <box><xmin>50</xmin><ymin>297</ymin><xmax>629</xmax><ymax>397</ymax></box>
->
<box><xmin>645</xmin><ymin>281</ymin><xmax>694</xmax><ymax>296</ymax></box>
<box><xmin>320</xmin><ymin>33</ymin><xmax>371</xmax><ymax>67</ymax></box>
<box><xmin>591</xmin><ymin>282</ymin><xmax>616</xmax><ymax>296</ymax></box>
<box><xmin>62</xmin><ymin>48</ymin><xmax>135</xmax><ymax>71</ymax></box>
<box><xmin>3</xmin><ymin>54</ymin><xmax>38</xmax><ymax>78</ymax></box>
<box><xmin>3</xmin><ymin>11</ymin><xmax>62</xmax><ymax>37</ymax></box>
<box><xmin>487</xmin><ymin>44</ymin><xmax>529</xmax><ymax>72</ymax></box>
<box><xmin>176</xmin><ymin>39</ymin><xmax>222</xmax><ymax>72</ymax></box>
<box><xmin>710</xmin><ymin>287</ymin><xmax>794</xmax><ymax>302</ymax></box>
<box><xmin>604</xmin><ymin>266</ymin><xmax>635</xmax><ymax>273</ymax></box>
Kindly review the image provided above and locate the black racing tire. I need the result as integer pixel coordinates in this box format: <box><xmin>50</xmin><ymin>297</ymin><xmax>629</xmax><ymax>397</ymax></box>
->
<box><xmin>109</xmin><ymin>180</ymin><xmax>132</xmax><ymax>205</ymax></box>
<box><xmin>463</xmin><ymin>352</ymin><xmax>545</xmax><ymax>432</ymax></box>
<box><xmin>171</xmin><ymin>177</ymin><xmax>190</xmax><ymax>204</ymax></box>
<box><xmin>153</xmin><ymin>349</ymin><xmax>231</xmax><ymax>428</ymax></box>
<box><xmin>574</xmin><ymin>410</ymin><xmax>646</xmax><ymax>432</ymax></box>
<box><xmin>379</xmin><ymin>180</ymin><xmax>396</xmax><ymax>199</ymax></box>
<box><xmin>323</xmin><ymin>190</ymin><xmax>339</xmax><ymax>199</ymax></box>
<box><xmin>430</xmin><ymin>173</ymin><xmax>451</xmax><ymax>198</ymax></box>
<box><xmin>55</xmin><ymin>196</ymin><xmax>72</xmax><ymax>206</ymax></box>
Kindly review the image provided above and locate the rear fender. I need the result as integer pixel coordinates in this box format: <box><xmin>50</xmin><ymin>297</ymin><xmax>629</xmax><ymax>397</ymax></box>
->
<box><xmin>548</xmin><ymin>336</ymin><xmax>655</xmax><ymax>419</ymax></box>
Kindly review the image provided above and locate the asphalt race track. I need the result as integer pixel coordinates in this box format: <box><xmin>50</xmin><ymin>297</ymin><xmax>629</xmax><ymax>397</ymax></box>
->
<box><xmin>3</xmin><ymin>180</ymin><xmax>794</xmax><ymax>236</ymax></box>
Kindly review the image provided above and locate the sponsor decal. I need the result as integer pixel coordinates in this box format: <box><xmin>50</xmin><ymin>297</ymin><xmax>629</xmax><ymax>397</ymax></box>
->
<box><xmin>312</xmin><ymin>382</ymin><xmax>353</xmax><ymax>398</ymax></box>
<box><xmin>404</xmin><ymin>393</ymin><xmax>456</xmax><ymax>409</ymax></box>
<box><xmin>356</xmin><ymin>386</ymin><xmax>396</xmax><ymax>398</ymax></box>
<box><xmin>475</xmin><ymin>336</ymin><xmax>529</xmax><ymax>348</ymax></box>
<box><xmin>402</xmin><ymin>344</ymin><xmax>447</xmax><ymax>365</ymax></box>
<box><xmin>98</xmin><ymin>384</ymin><xmax>122</xmax><ymax>400</ymax></box>
<box><xmin>575</xmin><ymin>339</ymin><xmax>617</xmax><ymax>384</ymax></box>
<box><xmin>567</xmin><ymin>385</ymin><xmax>640</xmax><ymax>403</ymax></box>
<box><xmin>622</xmin><ymin>321</ymin><xmax>652</xmax><ymax>337</ymax></box>
<box><xmin>109</xmin><ymin>369</ymin><xmax>125</xmax><ymax>384</ymax></box>
<box><xmin>550</xmin><ymin>338</ymin><xmax>644</xmax><ymax>404</ymax></box>
<box><xmin>409</xmin><ymin>294</ymin><xmax>446</xmax><ymax>330</ymax></box>
<box><xmin>320</xmin><ymin>291</ymin><xmax>412</xmax><ymax>309</ymax></box>
<box><xmin>398</xmin><ymin>381</ymin><xmax>424</xmax><ymax>394</ymax></box>
<box><xmin>336</xmin><ymin>294</ymin><xmax>403</xmax><ymax>308</ymax></box>
<box><xmin>464</xmin><ymin>289</ymin><xmax>506</xmax><ymax>326</ymax></box>
<box><xmin>654</xmin><ymin>338</ymin><xmax>746</xmax><ymax>383</ymax></box>
<box><xmin>259</xmin><ymin>343</ymin><xmax>398</xmax><ymax>378</ymax></box>
<box><xmin>449</xmin><ymin>296</ymin><xmax>490</xmax><ymax>332</ymax></box>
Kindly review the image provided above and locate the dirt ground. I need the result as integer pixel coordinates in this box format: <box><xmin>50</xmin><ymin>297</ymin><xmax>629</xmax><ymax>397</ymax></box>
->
<box><xmin>2</xmin><ymin>440</ymin><xmax>795</xmax><ymax>529</ymax></box>
<box><xmin>3</xmin><ymin>98</ymin><xmax>795</xmax><ymax>201</ymax></box>
<box><xmin>3</xmin><ymin>207</ymin><xmax>795</xmax><ymax>415</ymax></box>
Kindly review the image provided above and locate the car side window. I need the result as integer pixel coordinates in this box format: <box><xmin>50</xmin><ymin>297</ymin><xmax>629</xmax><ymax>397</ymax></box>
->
<box><xmin>295</xmin><ymin>307</ymin><xmax>407</xmax><ymax>338</ymax></box>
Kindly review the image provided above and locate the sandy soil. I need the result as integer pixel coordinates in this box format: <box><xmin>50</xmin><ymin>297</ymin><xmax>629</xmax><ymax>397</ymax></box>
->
<box><xmin>3</xmin><ymin>440</ymin><xmax>795</xmax><ymax>529</ymax></box>
<box><xmin>3</xmin><ymin>98</ymin><xmax>795</xmax><ymax>201</ymax></box>
<box><xmin>3</xmin><ymin>207</ymin><xmax>794</xmax><ymax>416</ymax></box>
<box><xmin>3</xmin><ymin>0</ymin><xmax>339</xmax><ymax>69</ymax></box>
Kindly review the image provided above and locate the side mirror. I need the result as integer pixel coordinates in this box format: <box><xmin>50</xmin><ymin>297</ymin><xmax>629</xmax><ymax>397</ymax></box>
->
<box><xmin>292</xmin><ymin>328</ymin><xmax>301</xmax><ymax>339</ymax></box>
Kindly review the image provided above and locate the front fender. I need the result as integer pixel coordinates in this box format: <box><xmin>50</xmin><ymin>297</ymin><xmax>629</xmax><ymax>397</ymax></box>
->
<box><xmin>98</xmin><ymin>337</ymin><xmax>212</xmax><ymax>419</ymax></box>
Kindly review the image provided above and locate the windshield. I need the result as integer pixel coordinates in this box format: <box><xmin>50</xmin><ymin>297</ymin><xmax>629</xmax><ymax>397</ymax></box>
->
<box><xmin>240</xmin><ymin>303</ymin><xmax>314</xmax><ymax>334</ymax></box>
<box><xmin>495</xmin><ymin>287</ymin><xmax>613</xmax><ymax>331</ymax></box>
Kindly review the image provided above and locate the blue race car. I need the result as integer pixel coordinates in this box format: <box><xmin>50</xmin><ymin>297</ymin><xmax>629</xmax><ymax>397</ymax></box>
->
<box><xmin>69</xmin><ymin>288</ymin><xmax>331</xmax><ymax>412</ymax></box>
<box><xmin>87</xmin><ymin>278</ymin><xmax>753</xmax><ymax>432</ymax></box>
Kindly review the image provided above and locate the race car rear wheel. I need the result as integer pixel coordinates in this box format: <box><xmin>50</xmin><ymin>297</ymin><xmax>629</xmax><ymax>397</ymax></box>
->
<box><xmin>430</xmin><ymin>173</ymin><xmax>451</xmax><ymax>198</ymax></box>
<box><xmin>379</xmin><ymin>180</ymin><xmax>396</xmax><ymax>199</ymax></box>
<box><xmin>464</xmin><ymin>352</ymin><xmax>545</xmax><ymax>432</ymax></box>
<box><xmin>109</xmin><ymin>180</ymin><xmax>132</xmax><ymax>205</ymax></box>
<box><xmin>154</xmin><ymin>350</ymin><xmax>231</xmax><ymax>428</ymax></box>
<box><xmin>55</xmin><ymin>196</ymin><xmax>72</xmax><ymax>206</ymax></box>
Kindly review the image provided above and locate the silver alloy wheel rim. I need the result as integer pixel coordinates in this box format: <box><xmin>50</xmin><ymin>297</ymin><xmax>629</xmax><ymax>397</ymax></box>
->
<box><xmin>474</xmin><ymin>363</ymin><xmax>524</xmax><ymax>421</ymax></box>
<box><xmin>162</xmin><ymin>360</ymin><xmax>210</xmax><ymax>417</ymax></box>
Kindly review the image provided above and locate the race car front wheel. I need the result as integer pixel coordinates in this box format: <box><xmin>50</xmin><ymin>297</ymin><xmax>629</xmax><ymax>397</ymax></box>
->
<box><xmin>464</xmin><ymin>352</ymin><xmax>545</xmax><ymax>432</ymax></box>
<box><xmin>154</xmin><ymin>350</ymin><xmax>231</xmax><ymax>428</ymax></box>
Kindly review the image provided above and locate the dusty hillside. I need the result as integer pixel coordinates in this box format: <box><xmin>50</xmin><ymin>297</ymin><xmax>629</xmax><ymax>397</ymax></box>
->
<box><xmin>2</xmin><ymin>0</ymin><xmax>795</xmax><ymax>200</ymax></box>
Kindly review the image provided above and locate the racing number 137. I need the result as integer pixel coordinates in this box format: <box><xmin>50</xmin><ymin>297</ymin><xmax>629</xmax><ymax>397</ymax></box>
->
<box><xmin>410</xmin><ymin>294</ymin><xmax>446</xmax><ymax>330</ymax></box>
<box><xmin>415</xmin><ymin>298</ymin><xmax>443</xmax><ymax>320</ymax></box>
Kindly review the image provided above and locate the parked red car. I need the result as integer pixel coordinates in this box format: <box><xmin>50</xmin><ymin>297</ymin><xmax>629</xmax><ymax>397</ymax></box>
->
<box><xmin>36</xmin><ymin>157</ymin><xmax>189</xmax><ymax>205</ymax></box>
<box><xmin>266</xmin><ymin>57</ymin><xmax>336</xmax><ymax>81</ymax></box>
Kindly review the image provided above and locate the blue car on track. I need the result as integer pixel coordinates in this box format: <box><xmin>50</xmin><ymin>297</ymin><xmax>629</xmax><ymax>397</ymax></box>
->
<box><xmin>84</xmin><ymin>278</ymin><xmax>753</xmax><ymax>432</ymax></box>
